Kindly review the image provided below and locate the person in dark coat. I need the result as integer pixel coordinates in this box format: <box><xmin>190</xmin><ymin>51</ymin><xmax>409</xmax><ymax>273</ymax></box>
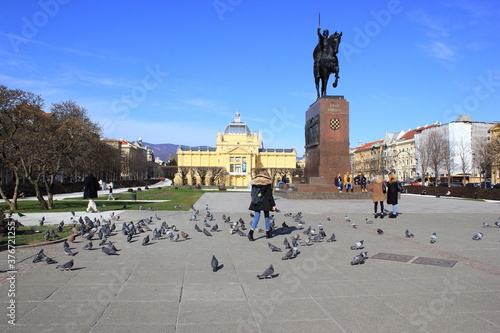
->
<box><xmin>83</xmin><ymin>173</ymin><xmax>100</xmax><ymax>213</ymax></box>
<box><xmin>248</xmin><ymin>169</ymin><xmax>276</xmax><ymax>241</ymax></box>
<box><xmin>386</xmin><ymin>172</ymin><xmax>400</xmax><ymax>218</ymax></box>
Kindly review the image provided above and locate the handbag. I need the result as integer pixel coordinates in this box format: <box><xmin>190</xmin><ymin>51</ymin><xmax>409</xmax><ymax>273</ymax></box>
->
<box><xmin>382</xmin><ymin>183</ymin><xmax>387</xmax><ymax>194</ymax></box>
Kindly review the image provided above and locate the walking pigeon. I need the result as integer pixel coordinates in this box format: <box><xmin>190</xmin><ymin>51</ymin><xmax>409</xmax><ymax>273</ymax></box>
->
<box><xmin>377</xmin><ymin>228</ymin><xmax>384</xmax><ymax>235</ymax></box>
<box><xmin>268</xmin><ymin>242</ymin><xmax>282</xmax><ymax>252</ymax></box>
<box><xmin>326</xmin><ymin>233</ymin><xmax>336</xmax><ymax>242</ymax></box>
<box><xmin>142</xmin><ymin>235</ymin><xmax>150</xmax><ymax>246</ymax></box>
<box><xmin>283</xmin><ymin>238</ymin><xmax>291</xmax><ymax>249</ymax></box>
<box><xmin>83</xmin><ymin>241</ymin><xmax>93</xmax><ymax>250</ymax></box>
<box><xmin>203</xmin><ymin>228</ymin><xmax>212</xmax><ymax>237</ymax></box>
<box><xmin>102</xmin><ymin>247</ymin><xmax>116</xmax><ymax>255</ymax></box>
<box><xmin>405</xmin><ymin>229</ymin><xmax>414</xmax><ymax>238</ymax></box>
<box><xmin>281</xmin><ymin>249</ymin><xmax>294</xmax><ymax>260</ymax></box>
<box><xmin>472</xmin><ymin>232</ymin><xmax>483</xmax><ymax>240</ymax></box>
<box><xmin>56</xmin><ymin>259</ymin><xmax>74</xmax><ymax>271</ymax></box>
<box><xmin>257</xmin><ymin>264</ymin><xmax>274</xmax><ymax>279</ymax></box>
<box><xmin>350</xmin><ymin>240</ymin><xmax>364</xmax><ymax>250</ymax></box>
<box><xmin>211</xmin><ymin>255</ymin><xmax>219</xmax><ymax>272</ymax></box>
<box><xmin>430</xmin><ymin>232</ymin><xmax>437</xmax><ymax>244</ymax></box>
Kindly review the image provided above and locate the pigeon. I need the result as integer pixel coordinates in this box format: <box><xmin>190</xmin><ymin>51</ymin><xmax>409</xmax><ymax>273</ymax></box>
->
<box><xmin>281</xmin><ymin>249</ymin><xmax>294</xmax><ymax>260</ymax></box>
<box><xmin>64</xmin><ymin>247</ymin><xmax>77</xmax><ymax>256</ymax></box>
<box><xmin>472</xmin><ymin>232</ymin><xmax>483</xmax><ymax>240</ymax></box>
<box><xmin>126</xmin><ymin>233</ymin><xmax>133</xmax><ymax>243</ymax></box>
<box><xmin>142</xmin><ymin>235</ymin><xmax>150</xmax><ymax>246</ymax></box>
<box><xmin>32</xmin><ymin>249</ymin><xmax>44</xmax><ymax>263</ymax></box>
<box><xmin>71</xmin><ymin>211</ymin><xmax>75</xmax><ymax>216</ymax></box>
<box><xmin>350</xmin><ymin>240</ymin><xmax>364</xmax><ymax>250</ymax></box>
<box><xmin>283</xmin><ymin>238</ymin><xmax>291</xmax><ymax>249</ymax></box>
<box><xmin>31</xmin><ymin>226</ymin><xmax>41</xmax><ymax>233</ymax></box>
<box><xmin>50</xmin><ymin>230</ymin><xmax>59</xmax><ymax>239</ymax></box>
<box><xmin>430</xmin><ymin>232</ymin><xmax>437</xmax><ymax>244</ymax></box>
<box><xmin>377</xmin><ymin>228</ymin><xmax>384</xmax><ymax>235</ymax></box>
<box><xmin>56</xmin><ymin>259</ymin><xmax>74</xmax><ymax>271</ymax></box>
<box><xmin>108</xmin><ymin>241</ymin><xmax>119</xmax><ymax>252</ymax></box>
<box><xmin>351</xmin><ymin>222</ymin><xmax>357</xmax><ymax>229</ymax></box>
<box><xmin>68</xmin><ymin>234</ymin><xmax>77</xmax><ymax>243</ymax></box>
<box><xmin>210</xmin><ymin>224</ymin><xmax>219</xmax><ymax>232</ymax></box>
<box><xmin>18</xmin><ymin>212</ymin><xmax>26</xmax><ymax>217</ymax></box>
<box><xmin>102</xmin><ymin>247</ymin><xmax>116</xmax><ymax>255</ymax></box>
<box><xmin>211</xmin><ymin>255</ymin><xmax>219</xmax><ymax>272</ymax></box>
<box><xmin>282</xmin><ymin>221</ymin><xmax>289</xmax><ymax>231</ymax></box>
<box><xmin>351</xmin><ymin>253</ymin><xmax>365</xmax><ymax>265</ymax></box>
<box><xmin>495</xmin><ymin>221</ymin><xmax>500</xmax><ymax>228</ymax></box>
<box><xmin>482</xmin><ymin>222</ymin><xmax>491</xmax><ymax>228</ymax></box>
<box><xmin>326</xmin><ymin>233</ymin><xmax>336</xmax><ymax>242</ymax></box>
<box><xmin>256</xmin><ymin>264</ymin><xmax>274</xmax><ymax>279</ymax></box>
<box><xmin>405</xmin><ymin>229</ymin><xmax>414</xmax><ymax>238</ymax></box>
<box><xmin>203</xmin><ymin>228</ymin><xmax>212</xmax><ymax>237</ymax></box>
<box><xmin>195</xmin><ymin>224</ymin><xmax>202</xmax><ymax>232</ymax></box>
<box><xmin>83</xmin><ymin>241</ymin><xmax>93</xmax><ymax>250</ymax></box>
<box><xmin>268</xmin><ymin>242</ymin><xmax>282</xmax><ymax>252</ymax></box>
<box><xmin>171</xmin><ymin>233</ymin><xmax>179</xmax><ymax>242</ymax></box>
<box><xmin>326</xmin><ymin>216</ymin><xmax>331</xmax><ymax>221</ymax></box>
<box><xmin>44</xmin><ymin>256</ymin><xmax>57</xmax><ymax>264</ymax></box>
<box><xmin>345</xmin><ymin>215</ymin><xmax>351</xmax><ymax>222</ymax></box>
<box><xmin>365</xmin><ymin>218</ymin><xmax>374</xmax><ymax>224</ymax></box>
<box><xmin>181</xmin><ymin>231</ymin><xmax>190</xmax><ymax>239</ymax></box>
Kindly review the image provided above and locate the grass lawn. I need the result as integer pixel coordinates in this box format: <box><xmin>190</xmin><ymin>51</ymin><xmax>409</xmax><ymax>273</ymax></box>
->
<box><xmin>0</xmin><ymin>224</ymin><xmax>74</xmax><ymax>247</ymax></box>
<box><xmin>0</xmin><ymin>186</ymin><xmax>210</xmax><ymax>213</ymax></box>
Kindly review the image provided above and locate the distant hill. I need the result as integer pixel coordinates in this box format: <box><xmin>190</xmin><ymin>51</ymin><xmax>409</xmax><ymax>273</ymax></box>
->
<box><xmin>142</xmin><ymin>142</ymin><xmax>179</xmax><ymax>162</ymax></box>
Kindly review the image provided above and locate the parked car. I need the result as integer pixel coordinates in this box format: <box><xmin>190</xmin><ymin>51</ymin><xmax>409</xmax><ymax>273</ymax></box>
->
<box><xmin>438</xmin><ymin>182</ymin><xmax>449</xmax><ymax>187</ymax></box>
<box><xmin>465</xmin><ymin>183</ymin><xmax>480</xmax><ymax>187</ymax></box>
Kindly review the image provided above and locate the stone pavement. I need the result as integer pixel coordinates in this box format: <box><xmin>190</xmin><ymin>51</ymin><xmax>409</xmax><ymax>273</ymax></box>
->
<box><xmin>1</xmin><ymin>191</ymin><xmax>500</xmax><ymax>333</ymax></box>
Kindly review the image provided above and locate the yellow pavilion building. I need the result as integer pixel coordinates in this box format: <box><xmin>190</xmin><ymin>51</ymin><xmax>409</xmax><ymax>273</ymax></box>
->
<box><xmin>176</xmin><ymin>111</ymin><xmax>297</xmax><ymax>186</ymax></box>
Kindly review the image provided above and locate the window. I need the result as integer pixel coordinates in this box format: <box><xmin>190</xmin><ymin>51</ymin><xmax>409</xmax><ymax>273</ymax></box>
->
<box><xmin>235</xmin><ymin>164</ymin><xmax>241</xmax><ymax>172</ymax></box>
<box><xmin>230</xmin><ymin>164</ymin><xmax>234</xmax><ymax>172</ymax></box>
<box><xmin>230</xmin><ymin>157</ymin><xmax>235</xmax><ymax>162</ymax></box>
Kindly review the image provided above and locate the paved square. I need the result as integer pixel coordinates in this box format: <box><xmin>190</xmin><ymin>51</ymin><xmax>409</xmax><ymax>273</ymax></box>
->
<box><xmin>1</xmin><ymin>192</ymin><xmax>499</xmax><ymax>332</ymax></box>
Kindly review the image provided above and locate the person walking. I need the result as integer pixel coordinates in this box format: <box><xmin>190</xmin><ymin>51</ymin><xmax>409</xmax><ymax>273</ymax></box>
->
<box><xmin>334</xmin><ymin>173</ymin><xmax>343</xmax><ymax>192</ymax></box>
<box><xmin>248</xmin><ymin>169</ymin><xmax>277</xmax><ymax>241</ymax></box>
<box><xmin>368</xmin><ymin>175</ymin><xmax>386</xmax><ymax>218</ymax></box>
<box><xmin>386</xmin><ymin>172</ymin><xmax>401</xmax><ymax>218</ymax></box>
<box><xmin>107</xmin><ymin>182</ymin><xmax>115</xmax><ymax>201</ymax></box>
<box><xmin>83</xmin><ymin>173</ymin><xmax>100</xmax><ymax>213</ymax></box>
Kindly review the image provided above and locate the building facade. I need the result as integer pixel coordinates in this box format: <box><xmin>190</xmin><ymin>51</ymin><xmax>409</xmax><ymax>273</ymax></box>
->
<box><xmin>176</xmin><ymin>112</ymin><xmax>297</xmax><ymax>186</ymax></box>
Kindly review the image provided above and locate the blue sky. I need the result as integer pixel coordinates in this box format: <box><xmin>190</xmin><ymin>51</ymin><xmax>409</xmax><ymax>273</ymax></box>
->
<box><xmin>1</xmin><ymin>0</ymin><xmax>499</xmax><ymax>157</ymax></box>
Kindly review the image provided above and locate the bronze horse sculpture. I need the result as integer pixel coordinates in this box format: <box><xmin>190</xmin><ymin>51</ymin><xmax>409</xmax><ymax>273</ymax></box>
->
<box><xmin>313</xmin><ymin>28</ymin><xmax>342</xmax><ymax>99</ymax></box>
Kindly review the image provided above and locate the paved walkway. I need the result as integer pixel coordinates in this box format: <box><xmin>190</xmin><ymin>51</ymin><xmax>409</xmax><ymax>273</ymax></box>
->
<box><xmin>1</xmin><ymin>190</ymin><xmax>500</xmax><ymax>332</ymax></box>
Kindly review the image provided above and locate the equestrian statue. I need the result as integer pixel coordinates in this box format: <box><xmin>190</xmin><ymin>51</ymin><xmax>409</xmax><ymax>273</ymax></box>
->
<box><xmin>313</xmin><ymin>21</ymin><xmax>342</xmax><ymax>99</ymax></box>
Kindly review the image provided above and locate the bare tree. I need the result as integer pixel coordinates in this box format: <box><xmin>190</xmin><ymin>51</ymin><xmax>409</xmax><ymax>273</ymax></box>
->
<box><xmin>207</xmin><ymin>166</ymin><xmax>226</xmax><ymax>185</ymax></box>
<box><xmin>416</xmin><ymin>134</ymin><xmax>432</xmax><ymax>184</ymax></box>
<box><xmin>454</xmin><ymin>137</ymin><xmax>472</xmax><ymax>184</ymax></box>
<box><xmin>159</xmin><ymin>165</ymin><xmax>178</xmax><ymax>182</ymax></box>
<box><xmin>473</xmin><ymin>139</ymin><xmax>492</xmax><ymax>185</ymax></box>
<box><xmin>441</xmin><ymin>137</ymin><xmax>455</xmax><ymax>185</ymax></box>
<box><xmin>194</xmin><ymin>166</ymin><xmax>211</xmax><ymax>185</ymax></box>
<box><xmin>177</xmin><ymin>166</ymin><xmax>191</xmax><ymax>185</ymax></box>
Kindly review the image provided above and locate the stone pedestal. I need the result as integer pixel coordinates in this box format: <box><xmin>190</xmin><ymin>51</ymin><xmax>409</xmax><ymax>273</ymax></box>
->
<box><xmin>304</xmin><ymin>96</ymin><xmax>350</xmax><ymax>184</ymax></box>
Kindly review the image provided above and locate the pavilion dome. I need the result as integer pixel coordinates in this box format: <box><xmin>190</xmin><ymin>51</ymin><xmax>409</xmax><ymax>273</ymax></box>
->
<box><xmin>223</xmin><ymin>110</ymin><xmax>252</xmax><ymax>135</ymax></box>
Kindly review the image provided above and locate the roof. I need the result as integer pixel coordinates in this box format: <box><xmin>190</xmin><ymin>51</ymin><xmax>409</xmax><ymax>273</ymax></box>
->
<box><xmin>223</xmin><ymin>111</ymin><xmax>252</xmax><ymax>135</ymax></box>
<box><xmin>353</xmin><ymin>139</ymin><xmax>383</xmax><ymax>152</ymax></box>
<box><xmin>259</xmin><ymin>148</ymin><xmax>295</xmax><ymax>153</ymax></box>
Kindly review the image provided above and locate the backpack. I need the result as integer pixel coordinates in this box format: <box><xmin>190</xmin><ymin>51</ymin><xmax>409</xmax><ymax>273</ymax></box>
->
<box><xmin>251</xmin><ymin>185</ymin><xmax>265</xmax><ymax>205</ymax></box>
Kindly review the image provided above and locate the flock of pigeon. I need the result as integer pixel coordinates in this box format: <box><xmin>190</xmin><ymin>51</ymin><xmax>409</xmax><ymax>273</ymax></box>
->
<box><xmin>30</xmin><ymin>210</ymin><xmax>190</xmax><ymax>272</ymax></box>
<box><xmin>27</xmin><ymin>206</ymin><xmax>500</xmax><ymax>279</ymax></box>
